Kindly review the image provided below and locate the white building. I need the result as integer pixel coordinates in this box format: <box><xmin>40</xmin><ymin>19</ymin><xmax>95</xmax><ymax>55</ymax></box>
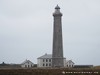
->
<box><xmin>65</xmin><ymin>60</ymin><xmax>74</xmax><ymax>68</ymax></box>
<box><xmin>21</xmin><ymin>59</ymin><xmax>34</xmax><ymax>68</ymax></box>
<box><xmin>37</xmin><ymin>54</ymin><xmax>52</xmax><ymax>67</ymax></box>
<box><xmin>37</xmin><ymin>54</ymin><xmax>74</xmax><ymax>68</ymax></box>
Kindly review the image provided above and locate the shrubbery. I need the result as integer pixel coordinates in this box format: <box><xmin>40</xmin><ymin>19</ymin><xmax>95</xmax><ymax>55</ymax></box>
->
<box><xmin>0</xmin><ymin>68</ymin><xmax>99</xmax><ymax>75</ymax></box>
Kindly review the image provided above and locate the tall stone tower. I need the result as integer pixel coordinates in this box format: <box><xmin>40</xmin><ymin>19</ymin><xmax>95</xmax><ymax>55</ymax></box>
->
<box><xmin>52</xmin><ymin>5</ymin><xmax>64</xmax><ymax>67</ymax></box>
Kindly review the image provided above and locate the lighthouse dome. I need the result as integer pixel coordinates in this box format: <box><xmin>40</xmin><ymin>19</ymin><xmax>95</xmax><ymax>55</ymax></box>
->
<box><xmin>53</xmin><ymin>5</ymin><xmax>62</xmax><ymax>16</ymax></box>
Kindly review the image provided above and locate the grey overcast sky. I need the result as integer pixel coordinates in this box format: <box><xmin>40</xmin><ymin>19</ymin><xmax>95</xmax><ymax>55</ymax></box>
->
<box><xmin>0</xmin><ymin>0</ymin><xmax>100</xmax><ymax>66</ymax></box>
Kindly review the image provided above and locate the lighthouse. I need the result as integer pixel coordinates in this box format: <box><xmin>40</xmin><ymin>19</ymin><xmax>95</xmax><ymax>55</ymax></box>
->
<box><xmin>52</xmin><ymin>5</ymin><xmax>64</xmax><ymax>67</ymax></box>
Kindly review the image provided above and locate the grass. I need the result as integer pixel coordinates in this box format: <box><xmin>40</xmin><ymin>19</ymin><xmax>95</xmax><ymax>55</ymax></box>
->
<box><xmin>94</xmin><ymin>66</ymin><xmax>100</xmax><ymax>69</ymax></box>
<box><xmin>0</xmin><ymin>68</ymin><xmax>100</xmax><ymax>75</ymax></box>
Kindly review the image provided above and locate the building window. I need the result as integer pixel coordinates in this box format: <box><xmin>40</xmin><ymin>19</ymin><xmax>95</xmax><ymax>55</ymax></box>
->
<box><xmin>43</xmin><ymin>64</ymin><xmax>45</xmax><ymax>66</ymax></box>
<box><xmin>72</xmin><ymin>65</ymin><xmax>74</xmax><ymax>67</ymax></box>
<box><xmin>25</xmin><ymin>65</ymin><xmax>27</xmax><ymax>68</ymax></box>
<box><xmin>49</xmin><ymin>59</ymin><xmax>51</xmax><ymax>62</ymax></box>
<box><xmin>46</xmin><ymin>63</ymin><xmax>48</xmax><ymax>66</ymax></box>
<box><xmin>31</xmin><ymin>65</ymin><xmax>33</xmax><ymax>67</ymax></box>
<box><xmin>66</xmin><ymin>65</ymin><xmax>68</xmax><ymax>67</ymax></box>
<box><xmin>46</xmin><ymin>59</ymin><xmax>48</xmax><ymax>62</ymax></box>
<box><xmin>43</xmin><ymin>59</ymin><xmax>44</xmax><ymax>62</ymax></box>
<box><xmin>28</xmin><ymin>65</ymin><xmax>29</xmax><ymax>68</ymax></box>
<box><xmin>49</xmin><ymin>63</ymin><xmax>51</xmax><ymax>66</ymax></box>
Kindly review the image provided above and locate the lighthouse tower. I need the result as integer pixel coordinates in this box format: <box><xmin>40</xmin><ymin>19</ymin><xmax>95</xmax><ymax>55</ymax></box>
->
<box><xmin>52</xmin><ymin>5</ymin><xmax>64</xmax><ymax>67</ymax></box>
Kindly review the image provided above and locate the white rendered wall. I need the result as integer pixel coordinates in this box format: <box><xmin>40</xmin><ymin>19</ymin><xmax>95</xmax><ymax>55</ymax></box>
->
<box><xmin>37</xmin><ymin>58</ymin><xmax>74</xmax><ymax>68</ymax></box>
<box><xmin>21</xmin><ymin>62</ymin><xmax>34</xmax><ymax>68</ymax></box>
<box><xmin>37</xmin><ymin>59</ymin><xmax>52</xmax><ymax>67</ymax></box>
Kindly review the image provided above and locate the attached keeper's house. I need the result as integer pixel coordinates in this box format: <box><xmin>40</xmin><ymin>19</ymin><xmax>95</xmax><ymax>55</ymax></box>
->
<box><xmin>37</xmin><ymin>53</ymin><xmax>74</xmax><ymax>68</ymax></box>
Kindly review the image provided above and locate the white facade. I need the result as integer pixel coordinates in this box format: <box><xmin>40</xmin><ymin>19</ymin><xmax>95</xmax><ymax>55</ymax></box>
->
<box><xmin>21</xmin><ymin>59</ymin><xmax>34</xmax><ymax>68</ymax></box>
<box><xmin>37</xmin><ymin>54</ymin><xmax>74</xmax><ymax>68</ymax></box>
<box><xmin>37</xmin><ymin>54</ymin><xmax>52</xmax><ymax>67</ymax></box>
<box><xmin>65</xmin><ymin>60</ymin><xmax>74</xmax><ymax>68</ymax></box>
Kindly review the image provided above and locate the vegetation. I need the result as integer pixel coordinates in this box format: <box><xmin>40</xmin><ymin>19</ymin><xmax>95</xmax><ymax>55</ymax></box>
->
<box><xmin>0</xmin><ymin>62</ymin><xmax>21</xmax><ymax>68</ymax></box>
<box><xmin>0</xmin><ymin>68</ymin><xmax>99</xmax><ymax>75</ymax></box>
<box><xmin>94</xmin><ymin>66</ymin><xmax>100</xmax><ymax>69</ymax></box>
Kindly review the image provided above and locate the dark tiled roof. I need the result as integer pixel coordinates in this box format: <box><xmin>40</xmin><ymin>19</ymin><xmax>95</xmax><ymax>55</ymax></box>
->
<box><xmin>38</xmin><ymin>54</ymin><xmax>66</xmax><ymax>59</ymax></box>
<box><xmin>66</xmin><ymin>60</ymin><xmax>74</xmax><ymax>64</ymax></box>
<box><xmin>21</xmin><ymin>60</ymin><xmax>34</xmax><ymax>65</ymax></box>
<box><xmin>38</xmin><ymin>54</ymin><xmax>52</xmax><ymax>59</ymax></box>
